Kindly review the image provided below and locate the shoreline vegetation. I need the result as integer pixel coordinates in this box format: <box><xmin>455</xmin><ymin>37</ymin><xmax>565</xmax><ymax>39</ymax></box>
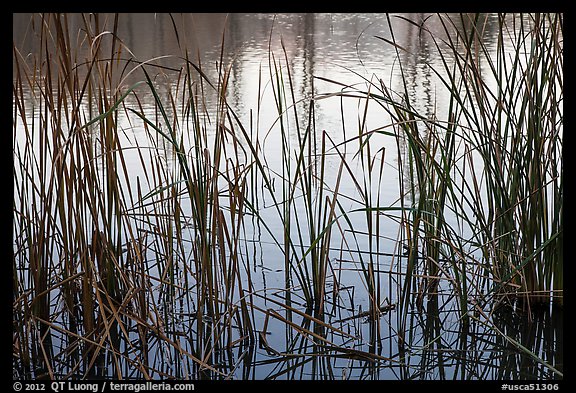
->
<box><xmin>13</xmin><ymin>13</ymin><xmax>562</xmax><ymax>380</ymax></box>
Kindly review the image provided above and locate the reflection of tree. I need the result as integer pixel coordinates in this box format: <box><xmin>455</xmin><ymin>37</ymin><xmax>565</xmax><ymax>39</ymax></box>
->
<box><xmin>302</xmin><ymin>14</ymin><xmax>316</xmax><ymax>107</ymax></box>
<box><xmin>227</xmin><ymin>14</ymin><xmax>244</xmax><ymax>115</ymax></box>
<box><xmin>392</xmin><ymin>13</ymin><xmax>502</xmax><ymax>202</ymax></box>
<box><xmin>393</xmin><ymin>13</ymin><xmax>436</xmax><ymax>205</ymax></box>
<box><xmin>300</xmin><ymin>14</ymin><xmax>318</xmax><ymax>158</ymax></box>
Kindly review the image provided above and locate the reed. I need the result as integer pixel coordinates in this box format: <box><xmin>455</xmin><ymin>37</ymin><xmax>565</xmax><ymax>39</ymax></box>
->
<box><xmin>314</xmin><ymin>13</ymin><xmax>562</xmax><ymax>374</ymax></box>
<box><xmin>412</xmin><ymin>13</ymin><xmax>564</xmax><ymax>308</ymax></box>
<box><xmin>13</xmin><ymin>13</ymin><xmax>254</xmax><ymax>378</ymax></box>
<box><xmin>352</xmin><ymin>13</ymin><xmax>563</xmax><ymax>310</ymax></box>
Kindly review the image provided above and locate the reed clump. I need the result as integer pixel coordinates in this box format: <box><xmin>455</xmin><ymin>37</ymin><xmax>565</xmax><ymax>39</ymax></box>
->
<box><xmin>13</xmin><ymin>13</ymin><xmax>256</xmax><ymax>379</ymax></box>
<box><xmin>13</xmin><ymin>13</ymin><xmax>562</xmax><ymax>380</ymax></box>
<box><xmin>390</xmin><ymin>13</ymin><xmax>564</xmax><ymax>309</ymax></box>
<box><xmin>316</xmin><ymin>12</ymin><xmax>562</xmax><ymax>377</ymax></box>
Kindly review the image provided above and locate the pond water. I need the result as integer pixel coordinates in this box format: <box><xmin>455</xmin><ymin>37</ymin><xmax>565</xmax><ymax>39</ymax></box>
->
<box><xmin>13</xmin><ymin>13</ymin><xmax>562</xmax><ymax>381</ymax></box>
